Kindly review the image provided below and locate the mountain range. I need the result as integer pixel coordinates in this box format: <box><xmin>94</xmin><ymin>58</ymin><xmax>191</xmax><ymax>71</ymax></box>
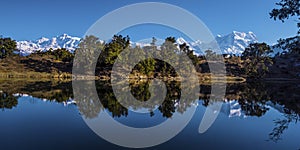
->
<box><xmin>17</xmin><ymin>34</ymin><xmax>81</xmax><ymax>56</ymax></box>
<box><xmin>16</xmin><ymin>31</ymin><xmax>258</xmax><ymax>56</ymax></box>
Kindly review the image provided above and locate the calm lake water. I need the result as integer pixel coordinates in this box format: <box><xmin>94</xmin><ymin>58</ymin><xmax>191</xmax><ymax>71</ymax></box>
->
<box><xmin>0</xmin><ymin>80</ymin><xmax>299</xmax><ymax>149</ymax></box>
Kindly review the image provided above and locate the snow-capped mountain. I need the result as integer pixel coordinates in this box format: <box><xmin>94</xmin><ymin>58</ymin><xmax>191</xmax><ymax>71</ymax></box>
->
<box><xmin>17</xmin><ymin>34</ymin><xmax>81</xmax><ymax>56</ymax></box>
<box><xmin>215</xmin><ymin>31</ymin><xmax>257</xmax><ymax>55</ymax></box>
<box><xmin>131</xmin><ymin>38</ymin><xmax>165</xmax><ymax>48</ymax></box>
<box><xmin>220</xmin><ymin>99</ymin><xmax>289</xmax><ymax>118</ymax></box>
<box><xmin>221</xmin><ymin>100</ymin><xmax>244</xmax><ymax>118</ymax></box>
<box><xmin>16</xmin><ymin>31</ymin><xmax>258</xmax><ymax>56</ymax></box>
<box><xmin>189</xmin><ymin>31</ymin><xmax>258</xmax><ymax>55</ymax></box>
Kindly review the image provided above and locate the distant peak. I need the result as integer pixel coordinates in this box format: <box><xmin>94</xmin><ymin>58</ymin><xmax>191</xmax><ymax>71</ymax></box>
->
<box><xmin>232</xmin><ymin>31</ymin><xmax>243</xmax><ymax>35</ymax></box>
<box><xmin>231</xmin><ymin>31</ymin><xmax>256</xmax><ymax>36</ymax></box>
<box><xmin>60</xmin><ymin>33</ymin><xmax>68</xmax><ymax>36</ymax></box>
<box><xmin>232</xmin><ymin>30</ymin><xmax>238</xmax><ymax>34</ymax></box>
<box><xmin>36</xmin><ymin>37</ymin><xmax>50</xmax><ymax>43</ymax></box>
<box><xmin>58</xmin><ymin>33</ymin><xmax>71</xmax><ymax>38</ymax></box>
<box><xmin>176</xmin><ymin>37</ymin><xmax>188</xmax><ymax>44</ymax></box>
<box><xmin>232</xmin><ymin>31</ymin><xmax>246</xmax><ymax>36</ymax></box>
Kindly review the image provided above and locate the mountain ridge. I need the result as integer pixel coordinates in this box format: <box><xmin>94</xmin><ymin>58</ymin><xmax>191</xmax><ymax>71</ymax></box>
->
<box><xmin>17</xmin><ymin>34</ymin><xmax>81</xmax><ymax>56</ymax></box>
<box><xmin>16</xmin><ymin>31</ymin><xmax>258</xmax><ymax>56</ymax></box>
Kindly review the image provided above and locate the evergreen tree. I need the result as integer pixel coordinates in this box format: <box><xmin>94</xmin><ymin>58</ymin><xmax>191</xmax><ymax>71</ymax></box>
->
<box><xmin>0</xmin><ymin>92</ymin><xmax>18</xmax><ymax>110</ymax></box>
<box><xmin>52</xmin><ymin>48</ymin><xmax>74</xmax><ymax>62</ymax></box>
<box><xmin>0</xmin><ymin>37</ymin><xmax>17</xmax><ymax>58</ymax></box>
<box><xmin>99</xmin><ymin>35</ymin><xmax>130</xmax><ymax>68</ymax></box>
<box><xmin>270</xmin><ymin>0</ymin><xmax>300</xmax><ymax>33</ymax></box>
<box><xmin>242</xmin><ymin>43</ymin><xmax>273</xmax><ymax>78</ymax></box>
<box><xmin>74</xmin><ymin>35</ymin><xmax>104</xmax><ymax>75</ymax></box>
<box><xmin>179</xmin><ymin>43</ymin><xmax>200</xmax><ymax>73</ymax></box>
<box><xmin>270</xmin><ymin>0</ymin><xmax>300</xmax><ymax>53</ymax></box>
<box><xmin>159</xmin><ymin>37</ymin><xmax>178</xmax><ymax>76</ymax></box>
<box><xmin>204</xmin><ymin>49</ymin><xmax>217</xmax><ymax>60</ymax></box>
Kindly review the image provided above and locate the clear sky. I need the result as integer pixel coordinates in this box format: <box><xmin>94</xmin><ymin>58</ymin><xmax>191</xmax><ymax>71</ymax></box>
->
<box><xmin>0</xmin><ymin>0</ymin><xmax>298</xmax><ymax>44</ymax></box>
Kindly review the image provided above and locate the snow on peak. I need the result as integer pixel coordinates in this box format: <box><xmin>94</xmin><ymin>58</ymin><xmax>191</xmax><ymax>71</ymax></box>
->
<box><xmin>178</xmin><ymin>31</ymin><xmax>258</xmax><ymax>55</ymax></box>
<box><xmin>17</xmin><ymin>34</ymin><xmax>81</xmax><ymax>56</ymax></box>
<box><xmin>16</xmin><ymin>31</ymin><xmax>259</xmax><ymax>56</ymax></box>
<box><xmin>233</xmin><ymin>31</ymin><xmax>246</xmax><ymax>38</ymax></box>
<box><xmin>214</xmin><ymin>31</ymin><xmax>258</xmax><ymax>55</ymax></box>
<box><xmin>37</xmin><ymin>37</ymin><xmax>50</xmax><ymax>44</ymax></box>
<box><xmin>176</xmin><ymin>37</ymin><xmax>189</xmax><ymax>45</ymax></box>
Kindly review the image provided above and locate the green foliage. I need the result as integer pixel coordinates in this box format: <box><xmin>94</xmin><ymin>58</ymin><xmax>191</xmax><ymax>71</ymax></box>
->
<box><xmin>270</xmin><ymin>0</ymin><xmax>300</xmax><ymax>55</ymax></box>
<box><xmin>99</xmin><ymin>35</ymin><xmax>130</xmax><ymax>67</ymax></box>
<box><xmin>204</xmin><ymin>49</ymin><xmax>218</xmax><ymax>60</ymax></box>
<box><xmin>0</xmin><ymin>37</ymin><xmax>17</xmax><ymax>58</ymax></box>
<box><xmin>51</xmin><ymin>48</ymin><xmax>74</xmax><ymax>61</ymax></box>
<box><xmin>179</xmin><ymin>43</ymin><xmax>199</xmax><ymax>65</ymax></box>
<box><xmin>150</xmin><ymin>37</ymin><xmax>157</xmax><ymax>47</ymax></box>
<box><xmin>38</xmin><ymin>48</ymin><xmax>74</xmax><ymax>61</ymax></box>
<box><xmin>242</xmin><ymin>43</ymin><xmax>273</xmax><ymax>78</ymax></box>
<box><xmin>133</xmin><ymin>58</ymin><xmax>156</xmax><ymax>76</ymax></box>
<box><xmin>0</xmin><ymin>92</ymin><xmax>18</xmax><ymax>110</ymax></box>
<box><xmin>276</xmin><ymin>36</ymin><xmax>300</xmax><ymax>54</ymax></box>
<box><xmin>242</xmin><ymin>43</ymin><xmax>273</xmax><ymax>58</ymax></box>
<box><xmin>270</xmin><ymin>0</ymin><xmax>300</xmax><ymax>33</ymax></box>
<box><xmin>75</xmin><ymin>35</ymin><xmax>104</xmax><ymax>75</ymax></box>
<box><xmin>158</xmin><ymin>37</ymin><xmax>179</xmax><ymax>76</ymax></box>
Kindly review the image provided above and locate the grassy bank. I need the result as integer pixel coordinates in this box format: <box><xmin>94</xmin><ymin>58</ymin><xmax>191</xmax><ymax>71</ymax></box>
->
<box><xmin>0</xmin><ymin>55</ymin><xmax>247</xmax><ymax>82</ymax></box>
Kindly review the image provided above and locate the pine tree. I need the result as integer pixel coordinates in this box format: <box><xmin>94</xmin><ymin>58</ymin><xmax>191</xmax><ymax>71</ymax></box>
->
<box><xmin>100</xmin><ymin>35</ymin><xmax>130</xmax><ymax>68</ymax></box>
<box><xmin>270</xmin><ymin>0</ymin><xmax>300</xmax><ymax>53</ymax></box>
<box><xmin>242</xmin><ymin>43</ymin><xmax>273</xmax><ymax>78</ymax></box>
<box><xmin>270</xmin><ymin>0</ymin><xmax>300</xmax><ymax>34</ymax></box>
<box><xmin>0</xmin><ymin>37</ymin><xmax>17</xmax><ymax>59</ymax></box>
<box><xmin>74</xmin><ymin>35</ymin><xmax>104</xmax><ymax>75</ymax></box>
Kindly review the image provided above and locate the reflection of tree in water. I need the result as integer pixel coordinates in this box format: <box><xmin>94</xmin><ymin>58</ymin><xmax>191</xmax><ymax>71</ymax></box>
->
<box><xmin>0</xmin><ymin>80</ymin><xmax>74</xmax><ymax>110</ymax></box>
<box><xmin>130</xmin><ymin>82</ymin><xmax>151</xmax><ymax>102</ymax></box>
<box><xmin>91</xmin><ymin>80</ymin><xmax>298</xmax><ymax>119</ymax></box>
<box><xmin>1</xmin><ymin>79</ymin><xmax>300</xmax><ymax>142</ymax></box>
<box><xmin>220</xmin><ymin>82</ymin><xmax>300</xmax><ymax>143</ymax></box>
<box><xmin>199</xmin><ymin>84</ymin><xmax>211</xmax><ymax>107</ymax></box>
<box><xmin>156</xmin><ymin>81</ymin><xmax>180</xmax><ymax>118</ymax></box>
<box><xmin>130</xmin><ymin>80</ymin><xmax>197</xmax><ymax>118</ymax></box>
<box><xmin>96</xmin><ymin>81</ymin><xmax>128</xmax><ymax>118</ymax></box>
<box><xmin>75</xmin><ymin>79</ymin><xmax>196</xmax><ymax>118</ymax></box>
<box><xmin>0</xmin><ymin>92</ymin><xmax>18</xmax><ymax>110</ymax></box>
<box><xmin>237</xmin><ymin>83</ymin><xmax>270</xmax><ymax>117</ymax></box>
<box><xmin>0</xmin><ymin>80</ymin><xmax>74</xmax><ymax>103</ymax></box>
<box><xmin>265</xmin><ymin>82</ymin><xmax>300</xmax><ymax>143</ymax></box>
<box><xmin>269</xmin><ymin>113</ymin><xmax>299</xmax><ymax>142</ymax></box>
<box><xmin>94</xmin><ymin>80</ymin><xmax>184</xmax><ymax>118</ymax></box>
<box><xmin>74</xmin><ymin>80</ymin><xmax>103</xmax><ymax>119</ymax></box>
<box><xmin>199</xmin><ymin>83</ymin><xmax>270</xmax><ymax>117</ymax></box>
<box><xmin>21</xmin><ymin>81</ymin><xmax>73</xmax><ymax>102</ymax></box>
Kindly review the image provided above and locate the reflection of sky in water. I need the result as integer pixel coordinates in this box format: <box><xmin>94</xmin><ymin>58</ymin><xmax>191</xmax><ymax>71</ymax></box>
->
<box><xmin>0</xmin><ymin>95</ymin><xmax>299</xmax><ymax>149</ymax></box>
<box><xmin>108</xmin><ymin>108</ymin><xmax>167</xmax><ymax>128</ymax></box>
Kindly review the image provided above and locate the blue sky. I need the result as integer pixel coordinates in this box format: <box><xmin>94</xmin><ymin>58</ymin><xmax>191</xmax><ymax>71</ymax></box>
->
<box><xmin>0</xmin><ymin>0</ymin><xmax>298</xmax><ymax>44</ymax></box>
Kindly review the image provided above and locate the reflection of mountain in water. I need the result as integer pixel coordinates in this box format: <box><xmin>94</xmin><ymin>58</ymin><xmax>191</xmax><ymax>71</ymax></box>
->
<box><xmin>0</xmin><ymin>80</ymin><xmax>299</xmax><ymax>119</ymax></box>
<box><xmin>220</xmin><ymin>100</ymin><xmax>243</xmax><ymax>118</ymax></box>
<box><xmin>1</xmin><ymin>80</ymin><xmax>299</xmax><ymax>143</ymax></box>
<box><xmin>218</xmin><ymin>99</ymin><xmax>295</xmax><ymax>118</ymax></box>
<box><xmin>0</xmin><ymin>80</ymin><xmax>300</xmax><ymax>142</ymax></box>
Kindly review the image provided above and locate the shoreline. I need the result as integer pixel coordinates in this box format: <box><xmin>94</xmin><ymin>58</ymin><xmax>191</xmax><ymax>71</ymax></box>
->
<box><xmin>0</xmin><ymin>71</ymin><xmax>244</xmax><ymax>83</ymax></box>
<box><xmin>1</xmin><ymin>71</ymin><xmax>299</xmax><ymax>83</ymax></box>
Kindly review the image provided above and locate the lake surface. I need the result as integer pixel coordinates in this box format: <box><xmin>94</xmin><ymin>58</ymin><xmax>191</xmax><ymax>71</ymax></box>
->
<box><xmin>0</xmin><ymin>80</ymin><xmax>299</xmax><ymax>149</ymax></box>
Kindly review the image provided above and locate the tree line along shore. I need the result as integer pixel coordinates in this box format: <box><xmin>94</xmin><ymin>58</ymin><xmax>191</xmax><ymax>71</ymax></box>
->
<box><xmin>0</xmin><ymin>0</ymin><xmax>299</xmax><ymax>82</ymax></box>
<box><xmin>0</xmin><ymin>34</ymin><xmax>299</xmax><ymax>82</ymax></box>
